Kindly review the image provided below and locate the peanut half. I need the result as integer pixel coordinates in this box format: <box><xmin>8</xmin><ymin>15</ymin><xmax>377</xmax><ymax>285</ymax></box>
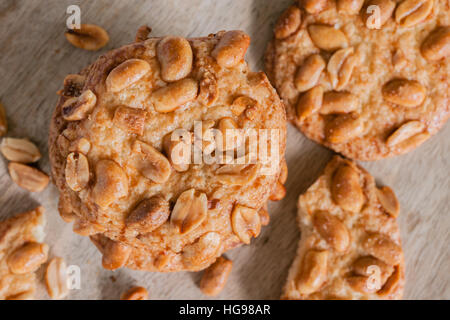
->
<box><xmin>65</xmin><ymin>152</ymin><xmax>90</xmax><ymax>192</ymax></box>
<box><xmin>133</xmin><ymin>140</ymin><xmax>171</xmax><ymax>183</ymax></box>
<box><xmin>45</xmin><ymin>257</ymin><xmax>69</xmax><ymax>300</ymax></box>
<box><xmin>337</xmin><ymin>0</ymin><xmax>364</xmax><ymax>14</ymax></box>
<box><xmin>113</xmin><ymin>106</ymin><xmax>147</xmax><ymax>135</ymax></box>
<box><xmin>157</xmin><ymin>36</ymin><xmax>193</xmax><ymax>82</ymax></box>
<box><xmin>7</xmin><ymin>242</ymin><xmax>49</xmax><ymax>274</ymax></box>
<box><xmin>152</xmin><ymin>78</ymin><xmax>199</xmax><ymax>113</ymax></box>
<box><xmin>376</xmin><ymin>186</ymin><xmax>400</xmax><ymax>217</ymax></box>
<box><xmin>0</xmin><ymin>138</ymin><xmax>41</xmax><ymax>163</ymax></box>
<box><xmin>313</xmin><ymin>210</ymin><xmax>350</xmax><ymax>252</ymax></box>
<box><xmin>362</xmin><ymin>0</ymin><xmax>396</xmax><ymax>29</ymax></box>
<box><xmin>382</xmin><ymin>79</ymin><xmax>426</xmax><ymax>107</ymax></box>
<box><xmin>121</xmin><ymin>286</ymin><xmax>148</xmax><ymax>300</ymax></box>
<box><xmin>182</xmin><ymin>232</ymin><xmax>221</xmax><ymax>269</ymax></box>
<box><xmin>106</xmin><ymin>59</ymin><xmax>150</xmax><ymax>93</ymax></box>
<box><xmin>8</xmin><ymin>162</ymin><xmax>49</xmax><ymax>192</ymax></box>
<box><xmin>274</xmin><ymin>6</ymin><xmax>301</xmax><ymax>40</ymax></box>
<box><xmin>308</xmin><ymin>25</ymin><xmax>348</xmax><ymax>51</ymax></box>
<box><xmin>200</xmin><ymin>256</ymin><xmax>233</xmax><ymax>296</ymax></box>
<box><xmin>331</xmin><ymin>163</ymin><xmax>364</xmax><ymax>213</ymax></box>
<box><xmin>65</xmin><ymin>24</ymin><xmax>109</xmax><ymax>51</ymax></box>
<box><xmin>171</xmin><ymin>189</ymin><xmax>208</xmax><ymax>235</ymax></box>
<box><xmin>296</xmin><ymin>250</ymin><xmax>328</xmax><ymax>295</ymax></box>
<box><xmin>126</xmin><ymin>196</ymin><xmax>170</xmax><ymax>233</ymax></box>
<box><xmin>231</xmin><ymin>204</ymin><xmax>261</xmax><ymax>244</ymax></box>
<box><xmin>421</xmin><ymin>26</ymin><xmax>450</xmax><ymax>61</ymax></box>
<box><xmin>212</xmin><ymin>31</ymin><xmax>250</xmax><ymax>68</ymax></box>
<box><xmin>395</xmin><ymin>0</ymin><xmax>433</xmax><ymax>28</ymax></box>
<box><xmin>295</xmin><ymin>54</ymin><xmax>326</xmax><ymax>92</ymax></box>
<box><xmin>92</xmin><ymin>160</ymin><xmax>129</xmax><ymax>209</ymax></box>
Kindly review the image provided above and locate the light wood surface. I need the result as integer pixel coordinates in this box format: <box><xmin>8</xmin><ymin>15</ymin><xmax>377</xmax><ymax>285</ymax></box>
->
<box><xmin>0</xmin><ymin>0</ymin><xmax>448</xmax><ymax>300</ymax></box>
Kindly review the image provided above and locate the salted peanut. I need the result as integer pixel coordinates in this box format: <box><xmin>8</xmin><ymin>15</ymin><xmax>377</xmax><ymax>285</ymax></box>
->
<box><xmin>231</xmin><ymin>204</ymin><xmax>261</xmax><ymax>244</ymax></box>
<box><xmin>121</xmin><ymin>286</ymin><xmax>148</xmax><ymax>300</ymax></box>
<box><xmin>346</xmin><ymin>275</ymin><xmax>378</xmax><ymax>294</ymax></box>
<box><xmin>61</xmin><ymin>74</ymin><xmax>86</xmax><ymax>97</ymax></box>
<box><xmin>231</xmin><ymin>96</ymin><xmax>257</xmax><ymax>116</ymax></box>
<box><xmin>69</xmin><ymin>137</ymin><xmax>91</xmax><ymax>154</ymax></box>
<box><xmin>198</xmin><ymin>72</ymin><xmax>218</xmax><ymax>106</ymax></box>
<box><xmin>163</xmin><ymin>132</ymin><xmax>192</xmax><ymax>172</ymax></box>
<box><xmin>331</xmin><ymin>163</ymin><xmax>364</xmax><ymax>213</ymax></box>
<box><xmin>212</xmin><ymin>31</ymin><xmax>250</xmax><ymax>68</ymax></box>
<box><xmin>327</xmin><ymin>47</ymin><xmax>356</xmax><ymax>90</ymax></box>
<box><xmin>362</xmin><ymin>233</ymin><xmax>402</xmax><ymax>265</ymax></box>
<box><xmin>106</xmin><ymin>59</ymin><xmax>150</xmax><ymax>93</ymax></box>
<box><xmin>100</xmin><ymin>238</ymin><xmax>132</xmax><ymax>270</ymax></box>
<box><xmin>269</xmin><ymin>181</ymin><xmax>286</xmax><ymax>201</ymax></box>
<box><xmin>216</xmin><ymin>163</ymin><xmax>259</xmax><ymax>186</ymax></box>
<box><xmin>394</xmin><ymin>132</ymin><xmax>430</xmax><ymax>153</ymax></box>
<box><xmin>377</xmin><ymin>265</ymin><xmax>401</xmax><ymax>296</ymax></box>
<box><xmin>92</xmin><ymin>160</ymin><xmax>129</xmax><ymax>209</ymax></box>
<box><xmin>386</xmin><ymin>121</ymin><xmax>425</xmax><ymax>147</ymax></box>
<box><xmin>337</xmin><ymin>0</ymin><xmax>364</xmax><ymax>14</ymax></box>
<box><xmin>296</xmin><ymin>250</ymin><xmax>328</xmax><ymax>295</ymax></box>
<box><xmin>133</xmin><ymin>140</ymin><xmax>171</xmax><ymax>183</ymax></box>
<box><xmin>62</xmin><ymin>89</ymin><xmax>97</xmax><ymax>121</ymax></box>
<box><xmin>274</xmin><ymin>6</ymin><xmax>301</xmax><ymax>39</ymax></box>
<box><xmin>135</xmin><ymin>25</ymin><xmax>152</xmax><ymax>42</ymax></box>
<box><xmin>279</xmin><ymin>159</ymin><xmax>288</xmax><ymax>184</ymax></box>
<box><xmin>353</xmin><ymin>256</ymin><xmax>394</xmax><ymax>283</ymax></box>
<box><xmin>157</xmin><ymin>36</ymin><xmax>193</xmax><ymax>82</ymax></box>
<box><xmin>325</xmin><ymin>113</ymin><xmax>364</xmax><ymax>144</ymax></box>
<box><xmin>320</xmin><ymin>91</ymin><xmax>359</xmax><ymax>115</ymax></box>
<box><xmin>0</xmin><ymin>138</ymin><xmax>41</xmax><ymax>163</ymax></box>
<box><xmin>382</xmin><ymin>79</ymin><xmax>426</xmax><ymax>107</ymax></box>
<box><xmin>200</xmin><ymin>256</ymin><xmax>233</xmax><ymax>296</ymax></box>
<box><xmin>301</xmin><ymin>0</ymin><xmax>328</xmax><ymax>14</ymax></box>
<box><xmin>376</xmin><ymin>186</ymin><xmax>400</xmax><ymax>217</ymax></box>
<box><xmin>0</xmin><ymin>101</ymin><xmax>7</xmax><ymax>137</ymax></box>
<box><xmin>8</xmin><ymin>162</ymin><xmax>49</xmax><ymax>192</ymax></box>
<box><xmin>113</xmin><ymin>106</ymin><xmax>147</xmax><ymax>135</ymax></box>
<box><xmin>65</xmin><ymin>152</ymin><xmax>89</xmax><ymax>192</ymax></box>
<box><xmin>296</xmin><ymin>86</ymin><xmax>323</xmax><ymax>121</ymax></box>
<box><xmin>45</xmin><ymin>257</ymin><xmax>69</xmax><ymax>300</ymax></box>
<box><xmin>171</xmin><ymin>189</ymin><xmax>208</xmax><ymax>235</ymax></box>
<box><xmin>65</xmin><ymin>24</ymin><xmax>109</xmax><ymax>51</ymax></box>
<box><xmin>421</xmin><ymin>27</ymin><xmax>450</xmax><ymax>61</ymax></box>
<box><xmin>152</xmin><ymin>78</ymin><xmax>198</xmax><ymax>113</ymax></box>
<box><xmin>395</xmin><ymin>0</ymin><xmax>433</xmax><ymax>28</ymax></box>
<box><xmin>295</xmin><ymin>54</ymin><xmax>326</xmax><ymax>92</ymax></box>
<box><xmin>126</xmin><ymin>196</ymin><xmax>170</xmax><ymax>233</ymax></box>
<box><xmin>362</xmin><ymin>0</ymin><xmax>396</xmax><ymax>29</ymax></box>
<box><xmin>182</xmin><ymin>232</ymin><xmax>222</xmax><ymax>268</ymax></box>
<box><xmin>7</xmin><ymin>242</ymin><xmax>49</xmax><ymax>274</ymax></box>
<box><xmin>313</xmin><ymin>211</ymin><xmax>350</xmax><ymax>252</ymax></box>
<box><xmin>308</xmin><ymin>25</ymin><xmax>348</xmax><ymax>51</ymax></box>
<box><xmin>258</xmin><ymin>205</ymin><xmax>270</xmax><ymax>226</ymax></box>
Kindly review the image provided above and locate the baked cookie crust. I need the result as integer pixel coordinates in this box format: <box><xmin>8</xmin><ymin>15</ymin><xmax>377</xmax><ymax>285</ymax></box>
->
<box><xmin>282</xmin><ymin>156</ymin><xmax>404</xmax><ymax>300</ymax></box>
<box><xmin>266</xmin><ymin>0</ymin><xmax>449</xmax><ymax>160</ymax></box>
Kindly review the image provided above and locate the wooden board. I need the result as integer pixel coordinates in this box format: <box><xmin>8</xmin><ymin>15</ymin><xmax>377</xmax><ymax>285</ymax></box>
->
<box><xmin>0</xmin><ymin>0</ymin><xmax>448</xmax><ymax>300</ymax></box>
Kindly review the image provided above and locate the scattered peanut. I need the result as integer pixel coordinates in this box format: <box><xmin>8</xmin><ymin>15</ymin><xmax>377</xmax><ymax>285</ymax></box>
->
<box><xmin>362</xmin><ymin>0</ymin><xmax>396</xmax><ymax>29</ymax></box>
<box><xmin>0</xmin><ymin>138</ymin><xmax>41</xmax><ymax>163</ymax></box>
<box><xmin>327</xmin><ymin>47</ymin><xmax>356</xmax><ymax>90</ymax></box>
<box><xmin>8</xmin><ymin>162</ymin><xmax>49</xmax><ymax>192</ymax></box>
<box><xmin>300</xmin><ymin>0</ymin><xmax>328</xmax><ymax>14</ymax></box>
<box><xmin>45</xmin><ymin>257</ymin><xmax>69</xmax><ymax>300</ymax></box>
<box><xmin>120</xmin><ymin>286</ymin><xmax>148</xmax><ymax>300</ymax></box>
<box><xmin>133</xmin><ymin>140</ymin><xmax>171</xmax><ymax>183</ymax></box>
<box><xmin>65</xmin><ymin>24</ymin><xmax>109</xmax><ymax>51</ymax></box>
<box><xmin>200</xmin><ymin>256</ymin><xmax>233</xmax><ymax>296</ymax></box>
<box><xmin>65</xmin><ymin>152</ymin><xmax>90</xmax><ymax>192</ymax></box>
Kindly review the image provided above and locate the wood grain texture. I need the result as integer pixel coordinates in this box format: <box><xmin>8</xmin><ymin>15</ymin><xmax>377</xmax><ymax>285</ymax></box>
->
<box><xmin>0</xmin><ymin>0</ymin><xmax>448</xmax><ymax>300</ymax></box>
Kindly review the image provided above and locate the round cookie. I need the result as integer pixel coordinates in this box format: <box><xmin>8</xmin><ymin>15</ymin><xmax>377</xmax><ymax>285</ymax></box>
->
<box><xmin>266</xmin><ymin>0</ymin><xmax>449</xmax><ymax>160</ymax></box>
<box><xmin>282</xmin><ymin>156</ymin><xmax>404</xmax><ymax>300</ymax></box>
<box><xmin>49</xmin><ymin>29</ymin><xmax>287</xmax><ymax>271</ymax></box>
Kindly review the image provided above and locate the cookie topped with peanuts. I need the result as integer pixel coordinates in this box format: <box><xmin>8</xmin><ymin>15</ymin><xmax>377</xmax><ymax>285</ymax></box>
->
<box><xmin>49</xmin><ymin>28</ymin><xmax>287</xmax><ymax>272</ymax></box>
<box><xmin>266</xmin><ymin>0</ymin><xmax>449</xmax><ymax>160</ymax></box>
<box><xmin>282</xmin><ymin>156</ymin><xmax>404</xmax><ymax>300</ymax></box>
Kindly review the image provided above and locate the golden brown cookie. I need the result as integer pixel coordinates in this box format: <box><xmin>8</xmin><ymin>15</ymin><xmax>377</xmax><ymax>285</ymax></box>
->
<box><xmin>0</xmin><ymin>207</ymin><xmax>47</xmax><ymax>300</ymax></box>
<box><xmin>49</xmin><ymin>29</ymin><xmax>287</xmax><ymax>272</ymax></box>
<box><xmin>266</xmin><ymin>0</ymin><xmax>449</xmax><ymax>160</ymax></box>
<box><xmin>282</xmin><ymin>156</ymin><xmax>404</xmax><ymax>300</ymax></box>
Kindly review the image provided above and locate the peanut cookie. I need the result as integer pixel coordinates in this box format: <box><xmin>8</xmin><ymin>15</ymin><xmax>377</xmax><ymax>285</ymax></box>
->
<box><xmin>49</xmin><ymin>29</ymin><xmax>287</xmax><ymax>272</ymax></box>
<box><xmin>266</xmin><ymin>0</ymin><xmax>449</xmax><ymax>160</ymax></box>
<box><xmin>0</xmin><ymin>207</ymin><xmax>47</xmax><ymax>300</ymax></box>
<box><xmin>282</xmin><ymin>156</ymin><xmax>404</xmax><ymax>299</ymax></box>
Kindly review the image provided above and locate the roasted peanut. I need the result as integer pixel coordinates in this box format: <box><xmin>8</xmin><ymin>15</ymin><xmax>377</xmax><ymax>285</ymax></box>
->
<box><xmin>0</xmin><ymin>101</ymin><xmax>8</xmax><ymax>137</ymax></box>
<box><xmin>171</xmin><ymin>189</ymin><xmax>208</xmax><ymax>235</ymax></box>
<box><xmin>320</xmin><ymin>91</ymin><xmax>359</xmax><ymax>115</ymax></box>
<box><xmin>133</xmin><ymin>140</ymin><xmax>171</xmax><ymax>183</ymax></box>
<box><xmin>393</xmin><ymin>132</ymin><xmax>430</xmax><ymax>153</ymax></box>
<box><xmin>182</xmin><ymin>232</ymin><xmax>221</xmax><ymax>269</ymax></box>
<box><xmin>106</xmin><ymin>59</ymin><xmax>150</xmax><ymax>92</ymax></box>
<box><xmin>382</xmin><ymin>79</ymin><xmax>426</xmax><ymax>107</ymax></box>
<box><xmin>113</xmin><ymin>106</ymin><xmax>147</xmax><ymax>135</ymax></box>
<box><xmin>91</xmin><ymin>235</ymin><xmax>131</xmax><ymax>270</ymax></box>
<box><xmin>376</xmin><ymin>186</ymin><xmax>400</xmax><ymax>217</ymax></box>
<box><xmin>308</xmin><ymin>25</ymin><xmax>348</xmax><ymax>51</ymax></box>
<box><xmin>421</xmin><ymin>26</ymin><xmax>450</xmax><ymax>61</ymax></box>
<box><xmin>65</xmin><ymin>24</ymin><xmax>109</xmax><ymax>51</ymax></box>
<box><xmin>395</xmin><ymin>0</ymin><xmax>433</xmax><ymax>28</ymax></box>
<box><xmin>121</xmin><ymin>286</ymin><xmax>148</xmax><ymax>300</ymax></box>
<box><xmin>296</xmin><ymin>86</ymin><xmax>323</xmax><ymax>121</ymax></box>
<box><xmin>362</xmin><ymin>233</ymin><xmax>402</xmax><ymax>265</ymax></box>
<box><xmin>295</xmin><ymin>54</ymin><xmax>326</xmax><ymax>92</ymax></box>
<box><xmin>269</xmin><ymin>181</ymin><xmax>286</xmax><ymax>201</ymax></box>
<box><xmin>352</xmin><ymin>256</ymin><xmax>394</xmax><ymax>287</ymax></box>
<box><xmin>274</xmin><ymin>6</ymin><xmax>301</xmax><ymax>39</ymax></box>
<box><xmin>45</xmin><ymin>257</ymin><xmax>69</xmax><ymax>300</ymax></box>
<box><xmin>69</xmin><ymin>137</ymin><xmax>91</xmax><ymax>154</ymax></box>
<box><xmin>163</xmin><ymin>131</ymin><xmax>192</xmax><ymax>172</ymax></box>
<box><xmin>60</xmin><ymin>74</ymin><xmax>86</xmax><ymax>97</ymax></box>
<box><xmin>65</xmin><ymin>152</ymin><xmax>90</xmax><ymax>192</ymax></box>
<box><xmin>7</xmin><ymin>242</ymin><xmax>49</xmax><ymax>274</ymax></box>
<box><xmin>279</xmin><ymin>159</ymin><xmax>288</xmax><ymax>185</ymax></box>
<box><xmin>313</xmin><ymin>211</ymin><xmax>350</xmax><ymax>252</ymax></box>
<box><xmin>216</xmin><ymin>163</ymin><xmax>259</xmax><ymax>186</ymax></box>
<box><xmin>200</xmin><ymin>256</ymin><xmax>233</xmax><ymax>296</ymax></box>
<box><xmin>362</xmin><ymin>0</ymin><xmax>396</xmax><ymax>29</ymax></box>
<box><xmin>152</xmin><ymin>78</ymin><xmax>198</xmax><ymax>113</ymax></box>
<box><xmin>62</xmin><ymin>89</ymin><xmax>97</xmax><ymax>121</ymax></box>
<box><xmin>126</xmin><ymin>196</ymin><xmax>170</xmax><ymax>233</ymax></box>
<box><xmin>212</xmin><ymin>31</ymin><xmax>250</xmax><ymax>68</ymax></box>
<box><xmin>325</xmin><ymin>113</ymin><xmax>364</xmax><ymax>143</ymax></box>
<box><xmin>0</xmin><ymin>138</ymin><xmax>41</xmax><ymax>163</ymax></box>
<box><xmin>231</xmin><ymin>96</ymin><xmax>257</xmax><ymax>116</ymax></box>
<box><xmin>157</xmin><ymin>36</ymin><xmax>193</xmax><ymax>82</ymax></box>
<box><xmin>231</xmin><ymin>204</ymin><xmax>261</xmax><ymax>244</ymax></box>
<box><xmin>377</xmin><ymin>265</ymin><xmax>401</xmax><ymax>296</ymax></box>
<box><xmin>300</xmin><ymin>0</ymin><xmax>328</xmax><ymax>14</ymax></box>
<box><xmin>135</xmin><ymin>25</ymin><xmax>152</xmax><ymax>42</ymax></box>
<box><xmin>331</xmin><ymin>163</ymin><xmax>364</xmax><ymax>213</ymax></box>
<box><xmin>327</xmin><ymin>47</ymin><xmax>356</xmax><ymax>90</ymax></box>
<box><xmin>337</xmin><ymin>0</ymin><xmax>364</xmax><ymax>14</ymax></box>
<box><xmin>386</xmin><ymin>120</ymin><xmax>425</xmax><ymax>147</ymax></box>
<box><xmin>8</xmin><ymin>162</ymin><xmax>49</xmax><ymax>192</ymax></box>
<box><xmin>296</xmin><ymin>250</ymin><xmax>328</xmax><ymax>295</ymax></box>
<box><xmin>92</xmin><ymin>160</ymin><xmax>129</xmax><ymax>209</ymax></box>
